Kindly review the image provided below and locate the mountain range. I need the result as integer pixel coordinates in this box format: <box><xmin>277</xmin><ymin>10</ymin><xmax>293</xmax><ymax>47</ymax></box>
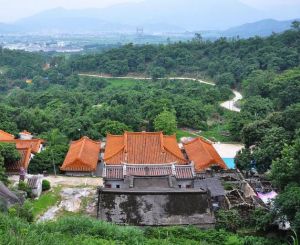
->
<box><xmin>0</xmin><ymin>0</ymin><xmax>299</xmax><ymax>37</ymax></box>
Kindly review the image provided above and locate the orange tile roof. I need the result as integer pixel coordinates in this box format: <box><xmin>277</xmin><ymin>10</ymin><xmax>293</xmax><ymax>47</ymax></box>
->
<box><xmin>5</xmin><ymin>147</ymin><xmax>31</xmax><ymax>173</ymax></box>
<box><xmin>0</xmin><ymin>130</ymin><xmax>15</xmax><ymax>140</ymax></box>
<box><xmin>183</xmin><ymin>137</ymin><xmax>227</xmax><ymax>172</ymax></box>
<box><xmin>0</xmin><ymin>139</ymin><xmax>43</xmax><ymax>154</ymax></box>
<box><xmin>104</xmin><ymin>132</ymin><xmax>187</xmax><ymax>165</ymax></box>
<box><xmin>60</xmin><ymin>136</ymin><xmax>101</xmax><ymax>172</ymax></box>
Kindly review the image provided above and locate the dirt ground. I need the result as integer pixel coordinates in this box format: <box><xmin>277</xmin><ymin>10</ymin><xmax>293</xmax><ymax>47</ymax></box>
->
<box><xmin>213</xmin><ymin>143</ymin><xmax>244</xmax><ymax>158</ymax></box>
<box><xmin>37</xmin><ymin>187</ymin><xmax>97</xmax><ymax>222</ymax></box>
<box><xmin>9</xmin><ymin>175</ymin><xmax>103</xmax><ymax>187</ymax></box>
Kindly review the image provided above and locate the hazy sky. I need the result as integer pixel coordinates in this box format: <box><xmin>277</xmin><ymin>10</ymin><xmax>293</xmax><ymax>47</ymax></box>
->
<box><xmin>0</xmin><ymin>0</ymin><xmax>299</xmax><ymax>23</ymax></box>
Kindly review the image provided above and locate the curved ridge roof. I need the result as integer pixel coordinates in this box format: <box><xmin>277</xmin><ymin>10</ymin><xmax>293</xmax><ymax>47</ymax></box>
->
<box><xmin>183</xmin><ymin>137</ymin><xmax>227</xmax><ymax>172</ymax></box>
<box><xmin>104</xmin><ymin>132</ymin><xmax>187</xmax><ymax>165</ymax></box>
<box><xmin>60</xmin><ymin>136</ymin><xmax>101</xmax><ymax>172</ymax></box>
<box><xmin>0</xmin><ymin>130</ymin><xmax>15</xmax><ymax>140</ymax></box>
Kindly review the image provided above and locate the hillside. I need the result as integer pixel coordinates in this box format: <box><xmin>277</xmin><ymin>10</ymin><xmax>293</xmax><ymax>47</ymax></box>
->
<box><xmin>0</xmin><ymin>26</ymin><xmax>300</xmax><ymax>241</ymax></box>
<box><xmin>222</xmin><ymin>18</ymin><xmax>300</xmax><ymax>37</ymax></box>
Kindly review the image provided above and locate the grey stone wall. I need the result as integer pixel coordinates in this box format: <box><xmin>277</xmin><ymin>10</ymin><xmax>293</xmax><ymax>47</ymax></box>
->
<box><xmin>97</xmin><ymin>189</ymin><xmax>215</xmax><ymax>228</ymax></box>
<box><xmin>65</xmin><ymin>171</ymin><xmax>94</xmax><ymax>177</ymax></box>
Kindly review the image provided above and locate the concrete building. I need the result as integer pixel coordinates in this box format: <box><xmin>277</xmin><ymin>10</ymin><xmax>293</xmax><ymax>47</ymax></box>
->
<box><xmin>98</xmin><ymin>132</ymin><xmax>225</xmax><ymax>227</ymax></box>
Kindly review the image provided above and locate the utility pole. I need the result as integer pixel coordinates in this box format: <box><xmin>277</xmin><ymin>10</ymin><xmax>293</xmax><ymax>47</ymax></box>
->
<box><xmin>52</xmin><ymin>149</ymin><xmax>57</xmax><ymax>177</ymax></box>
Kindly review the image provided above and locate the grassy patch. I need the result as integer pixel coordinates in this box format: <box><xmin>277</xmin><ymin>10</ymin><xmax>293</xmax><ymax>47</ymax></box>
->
<box><xmin>176</xmin><ymin>129</ymin><xmax>197</xmax><ymax>141</ymax></box>
<box><xmin>31</xmin><ymin>186</ymin><xmax>62</xmax><ymax>218</ymax></box>
<box><xmin>0</xmin><ymin>66</ymin><xmax>9</xmax><ymax>74</ymax></box>
<box><xmin>200</xmin><ymin>124</ymin><xmax>234</xmax><ymax>142</ymax></box>
<box><xmin>106</xmin><ymin>78</ymin><xmax>144</xmax><ymax>89</ymax></box>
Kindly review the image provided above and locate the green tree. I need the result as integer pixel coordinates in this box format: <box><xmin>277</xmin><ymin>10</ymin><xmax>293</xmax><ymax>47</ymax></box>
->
<box><xmin>154</xmin><ymin>110</ymin><xmax>177</xmax><ymax>135</ymax></box>
<box><xmin>252</xmin><ymin>127</ymin><xmax>289</xmax><ymax>173</ymax></box>
<box><xmin>235</xmin><ymin>148</ymin><xmax>252</xmax><ymax>171</ymax></box>
<box><xmin>0</xmin><ymin>143</ymin><xmax>20</xmax><ymax>184</ymax></box>
<box><xmin>241</xmin><ymin>96</ymin><xmax>274</xmax><ymax>120</ymax></box>
<box><xmin>0</xmin><ymin>156</ymin><xmax>7</xmax><ymax>184</ymax></box>
<box><xmin>216</xmin><ymin>209</ymin><xmax>243</xmax><ymax>232</ymax></box>
<box><xmin>97</xmin><ymin>120</ymin><xmax>131</xmax><ymax>136</ymax></box>
<box><xmin>148</xmin><ymin>66</ymin><xmax>166</xmax><ymax>81</ymax></box>
<box><xmin>40</xmin><ymin>129</ymin><xmax>68</xmax><ymax>146</ymax></box>
<box><xmin>0</xmin><ymin>143</ymin><xmax>20</xmax><ymax>167</ymax></box>
<box><xmin>28</xmin><ymin>145</ymin><xmax>68</xmax><ymax>174</ymax></box>
<box><xmin>270</xmin><ymin>68</ymin><xmax>300</xmax><ymax>109</ymax></box>
<box><xmin>270</xmin><ymin>139</ymin><xmax>300</xmax><ymax>190</ymax></box>
<box><xmin>275</xmin><ymin>186</ymin><xmax>300</xmax><ymax>233</ymax></box>
<box><xmin>291</xmin><ymin>20</ymin><xmax>300</xmax><ymax>30</ymax></box>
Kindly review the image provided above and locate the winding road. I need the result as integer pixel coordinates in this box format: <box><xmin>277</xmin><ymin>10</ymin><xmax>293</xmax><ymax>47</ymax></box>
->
<box><xmin>78</xmin><ymin>74</ymin><xmax>242</xmax><ymax>112</ymax></box>
<box><xmin>220</xmin><ymin>90</ymin><xmax>242</xmax><ymax>112</ymax></box>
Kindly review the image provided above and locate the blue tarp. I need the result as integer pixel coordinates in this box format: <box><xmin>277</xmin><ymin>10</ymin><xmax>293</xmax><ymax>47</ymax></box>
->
<box><xmin>222</xmin><ymin>158</ymin><xmax>235</xmax><ymax>169</ymax></box>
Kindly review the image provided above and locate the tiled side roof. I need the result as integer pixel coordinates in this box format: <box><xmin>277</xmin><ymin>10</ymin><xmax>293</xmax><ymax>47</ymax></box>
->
<box><xmin>104</xmin><ymin>164</ymin><xmax>194</xmax><ymax>179</ymax></box>
<box><xmin>175</xmin><ymin>165</ymin><xmax>195</xmax><ymax>179</ymax></box>
<box><xmin>5</xmin><ymin>148</ymin><xmax>31</xmax><ymax>173</ymax></box>
<box><xmin>103</xmin><ymin>135</ymin><xmax>125</xmax><ymax>164</ymax></box>
<box><xmin>105</xmin><ymin>165</ymin><xmax>124</xmax><ymax>179</ymax></box>
<box><xmin>104</xmin><ymin>132</ymin><xmax>187</xmax><ymax>165</ymax></box>
<box><xmin>0</xmin><ymin>130</ymin><xmax>15</xmax><ymax>140</ymax></box>
<box><xmin>127</xmin><ymin>165</ymin><xmax>173</xmax><ymax>176</ymax></box>
<box><xmin>0</xmin><ymin>139</ymin><xmax>43</xmax><ymax>154</ymax></box>
<box><xmin>183</xmin><ymin>137</ymin><xmax>227</xmax><ymax>172</ymax></box>
<box><xmin>60</xmin><ymin>137</ymin><xmax>101</xmax><ymax>172</ymax></box>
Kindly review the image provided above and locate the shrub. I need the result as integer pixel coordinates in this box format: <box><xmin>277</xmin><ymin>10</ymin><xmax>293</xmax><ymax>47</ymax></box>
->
<box><xmin>8</xmin><ymin>200</ymin><xmax>34</xmax><ymax>223</ymax></box>
<box><xmin>0</xmin><ymin>213</ymin><xmax>285</xmax><ymax>244</ymax></box>
<box><xmin>42</xmin><ymin>179</ymin><xmax>51</xmax><ymax>192</ymax></box>
<box><xmin>18</xmin><ymin>181</ymin><xmax>32</xmax><ymax>198</ymax></box>
<box><xmin>216</xmin><ymin>210</ymin><xmax>243</xmax><ymax>232</ymax></box>
<box><xmin>0</xmin><ymin>197</ymin><xmax>7</xmax><ymax>212</ymax></box>
<box><xmin>249</xmin><ymin>208</ymin><xmax>275</xmax><ymax>232</ymax></box>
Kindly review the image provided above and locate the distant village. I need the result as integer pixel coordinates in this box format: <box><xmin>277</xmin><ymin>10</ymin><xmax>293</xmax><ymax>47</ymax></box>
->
<box><xmin>0</xmin><ymin>129</ymin><xmax>280</xmax><ymax>228</ymax></box>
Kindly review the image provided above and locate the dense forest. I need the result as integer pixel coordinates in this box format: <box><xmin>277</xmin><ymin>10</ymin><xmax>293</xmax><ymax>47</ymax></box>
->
<box><xmin>0</xmin><ymin>23</ymin><xmax>300</xmax><ymax>241</ymax></box>
<box><xmin>68</xmin><ymin>23</ymin><xmax>300</xmax><ymax>87</ymax></box>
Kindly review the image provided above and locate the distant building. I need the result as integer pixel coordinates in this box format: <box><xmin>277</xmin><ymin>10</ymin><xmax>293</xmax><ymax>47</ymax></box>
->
<box><xmin>0</xmin><ymin>130</ymin><xmax>45</xmax><ymax>174</ymax></box>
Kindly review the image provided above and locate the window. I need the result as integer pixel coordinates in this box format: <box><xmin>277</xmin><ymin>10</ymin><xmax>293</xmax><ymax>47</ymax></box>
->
<box><xmin>186</xmin><ymin>185</ymin><xmax>192</xmax><ymax>189</ymax></box>
<box><xmin>178</xmin><ymin>185</ymin><xmax>182</xmax><ymax>188</ymax></box>
<box><xmin>116</xmin><ymin>185</ymin><xmax>120</xmax><ymax>189</ymax></box>
<box><xmin>105</xmin><ymin>184</ymin><xmax>112</xmax><ymax>188</ymax></box>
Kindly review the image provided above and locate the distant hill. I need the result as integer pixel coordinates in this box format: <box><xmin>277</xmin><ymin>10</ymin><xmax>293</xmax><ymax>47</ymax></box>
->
<box><xmin>9</xmin><ymin>0</ymin><xmax>264</xmax><ymax>33</ymax></box>
<box><xmin>222</xmin><ymin>18</ymin><xmax>300</xmax><ymax>38</ymax></box>
<box><xmin>0</xmin><ymin>0</ymin><xmax>298</xmax><ymax>37</ymax></box>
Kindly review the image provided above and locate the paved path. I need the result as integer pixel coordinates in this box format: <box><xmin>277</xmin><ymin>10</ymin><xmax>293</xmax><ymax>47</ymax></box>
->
<box><xmin>79</xmin><ymin>74</ymin><xmax>242</xmax><ymax>112</ymax></box>
<box><xmin>78</xmin><ymin>73</ymin><xmax>215</xmax><ymax>86</ymax></box>
<box><xmin>220</xmin><ymin>90</ymin><xmax>243</xmax><ymax>112</ymax></box>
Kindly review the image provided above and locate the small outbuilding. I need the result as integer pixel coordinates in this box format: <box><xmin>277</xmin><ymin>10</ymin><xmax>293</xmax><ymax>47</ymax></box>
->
<box><xmin>60</xmin><ymin>136</ymin><xmax>101</xmax><ymax>176</ymax></box>
<box><xmin>183</xmin><ymin>137</ymin><xmax>227</xmax><ymax>172</ymax></box>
